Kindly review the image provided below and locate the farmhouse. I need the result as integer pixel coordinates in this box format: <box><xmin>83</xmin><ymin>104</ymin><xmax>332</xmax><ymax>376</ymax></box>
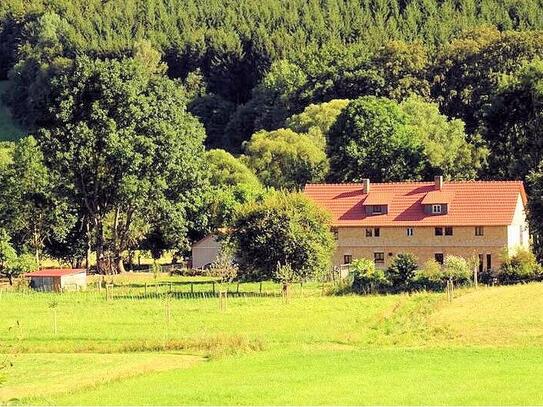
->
<box><xmin>304</xmin><ymin>176</ymin><xmax>530</xmax><ymax>271</ymax></box>
<box><xmin>26</xmin><ymin>269</ymin><xmax>87</xmax><ymax>292</ymax></box>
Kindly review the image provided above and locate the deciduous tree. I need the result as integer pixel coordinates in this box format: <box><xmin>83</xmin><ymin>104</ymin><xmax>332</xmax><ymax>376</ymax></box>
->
<box><xmin>232</xmin><ymin>191</ymin><xmax>335</xmax><ymax>281</ymax></box>
<box><xmin>327</xmin><ymin>96</ymin><xmax>427</xmax><ymax>182</ymax></box>
<box><xmin>37</xmin><ymin>56</ymin><xmax>209</xmax><ymax>273</ymax></box>
<box><xmin>244</xmin><ymin>128</ymin><xmax>329</xmax><ymax>190</ymax></box>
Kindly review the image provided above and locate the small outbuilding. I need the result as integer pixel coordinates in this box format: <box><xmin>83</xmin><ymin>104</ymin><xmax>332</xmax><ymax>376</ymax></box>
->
<box><xmin>191</xmin><ymin>234</ymin><xmax>222</xmax><ymax>269</ymax></box>
<box><xmin>26</xmin><ymin>269</ymin><xmax>87</xmax><ymax>292</ymax></box>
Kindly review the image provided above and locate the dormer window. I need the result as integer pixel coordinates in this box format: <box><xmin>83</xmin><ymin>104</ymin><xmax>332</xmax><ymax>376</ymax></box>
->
<box><xmin>363</xmin><ymin>193</ymin><xmax>393</xmax><ymax>216</ymax></box>
<box><xmin>421</xmin><ymin>191</ymin><xmax>453</xmax><ymax>215</ymax></box>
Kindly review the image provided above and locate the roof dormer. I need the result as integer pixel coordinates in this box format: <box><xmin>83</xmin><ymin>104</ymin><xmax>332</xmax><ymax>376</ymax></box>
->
<box><xmin>363</xmin><ymin>192</ymin><xmax>394</xmax><ymax>215</ymax></box>
<box><xmin>422</xmin><ymin>176</ymin><xmax>454</xmax><ymax>215</ymax></box>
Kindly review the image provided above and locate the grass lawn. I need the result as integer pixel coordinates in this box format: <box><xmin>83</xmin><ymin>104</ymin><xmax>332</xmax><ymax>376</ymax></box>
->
<box><xmin>1</xmin><ymin>281</ymin><xmax>542</xmax><ymax>405</ymax></box>
<box><xmin>38</xmin><ymin>347</ymin><xmax>543</xmax><ymax>406</ymax></box>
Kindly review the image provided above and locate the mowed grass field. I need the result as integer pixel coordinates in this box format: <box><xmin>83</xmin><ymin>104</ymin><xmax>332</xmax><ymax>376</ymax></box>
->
<box><xmin>1</xmin><ymin>277</ymin><xmax>543</xmax><ymax>405</ymax></box>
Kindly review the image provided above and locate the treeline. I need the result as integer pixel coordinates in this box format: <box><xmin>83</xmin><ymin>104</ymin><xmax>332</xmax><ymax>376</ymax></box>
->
<box><xmin>1</xmin><ymin>0</ymin><xmax>543</xmax><ymax>278</ymax></box>
<box><xmin>2</xmin><ymin>0</ymin><xmax>543</xmax><ymax>101</ymax></box>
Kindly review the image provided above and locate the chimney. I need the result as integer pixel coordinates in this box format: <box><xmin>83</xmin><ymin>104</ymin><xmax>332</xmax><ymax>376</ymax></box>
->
<box><xmin>434</xmin><ymin>175</ymin><xmax>443</xmax><ymax>190</ymax></box>
<box><xmin>362</xmin><ymin>178</ymin><xmax>370</xmax><ymax>194</ymax></box>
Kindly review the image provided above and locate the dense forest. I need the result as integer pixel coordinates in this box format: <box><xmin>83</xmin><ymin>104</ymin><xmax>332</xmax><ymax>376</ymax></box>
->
<box><xmin>0</xmin><ymin>0</ymin><xmax>543</xmax><ymax>276</ymax></box>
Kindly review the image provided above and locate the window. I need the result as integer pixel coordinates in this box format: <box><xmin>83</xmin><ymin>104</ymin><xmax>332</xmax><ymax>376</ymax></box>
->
<box><xmin>435</xmin><ymin>253</ymin><xmax>444</xmax><ymax>264</ymax></box>
<box><xmin>486</xmin><ymin>254</ymin><xmax>492</xmax><ymax>271</ymax></box>
<box><xmin>365</xmin><ymin>228</ymin><xmax>373</xmax><ymax>237</ymax></box>
<box><xmin>435</xmin><ymin>227</ymin><xmax>443</xmax><ymax>236</ymax></box>
<box><xmin>475</xmin><ymin>226</ymin><xmax>484</xmax><ymax>236</ymax></box>
<box><xmin>445</xmin><ymin>227</ymin><xmax>453</xmax><ymax>236</ymax></box>
<box><xmin>478</xmin><ymin>253</ymin><xmax>484</xmax><ymax>274</ymax></box>
<box><xmin>343</xmin><ymin>255</ymin><xmax>352</xmax><ymax>265</ymax></box>
<box><xmin>372</xmin><ymin>205</ymin><xmax>383</xmax><ymax>214</ymax></box>
<box><xmin>374</xmin><ymin>227</ymin><xmax>380</xmax><ymax>237</ymax></box>
<box><xmin>406</xmin><ymin>227</ymin><xmax>414</xmax><ymax>236</ymax></box>
<box><xmin>374</xmin><ymin>252</ymin><xmax>385</xmax><ymax>263</ymax></box>
<box><xmin>432</xmin><ymin>204</ymin><xmax>442</xmax><ymax>214</ymax></box>
<box><xmin>331</xmin><ymin>227</ymin><xmax>338</xmax><ymax>240</ymax></box>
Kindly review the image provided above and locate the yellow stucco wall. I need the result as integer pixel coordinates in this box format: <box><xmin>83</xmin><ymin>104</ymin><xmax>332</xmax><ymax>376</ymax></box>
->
<box><xmin>333</xmin><ymin>224</ymin><xmax>520</xmax><ymax>270</ymax></box>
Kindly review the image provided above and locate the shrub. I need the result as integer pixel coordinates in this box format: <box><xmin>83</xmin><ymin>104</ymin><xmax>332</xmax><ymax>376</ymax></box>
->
<box><xmin>350</xmin><ymin>258</ymin><xmax>388</xmax><ymax>294</ymax></box>
<box><xmin>412</xmin><ymin>259</ymin><xmax>444</xmax><ymax>291</ymax></box>
<box><xmin>325</xmin><ymin>279</ymin><xmax>353</xmax><ymax>296</ymax></box>
<box><xmin>497</xmin><ymin>248</ymin><xmax>538</xmax><ymax>284</ymax></box>
<box><xmin>443</xmin><ymin>255</ymin><xmax>472</xmax><ymax>285</ymax></box>
<box><xmin>385</xmin><ymin>253</ymin><xmax>418</xmax><ymax>292</ymax></box>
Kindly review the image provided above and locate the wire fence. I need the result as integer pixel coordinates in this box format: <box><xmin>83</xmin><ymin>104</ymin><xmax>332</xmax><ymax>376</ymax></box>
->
<box><xmin>0</xmin><ymin>279</ymin><xmax>325</xmax><ymax>302</ymax></box>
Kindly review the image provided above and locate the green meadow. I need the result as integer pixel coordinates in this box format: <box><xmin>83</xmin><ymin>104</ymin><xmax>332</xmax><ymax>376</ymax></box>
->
<box><xmin>1</xmin><ymin>278</ymin><xmax>543</xmax><ymax>405</ymax></box>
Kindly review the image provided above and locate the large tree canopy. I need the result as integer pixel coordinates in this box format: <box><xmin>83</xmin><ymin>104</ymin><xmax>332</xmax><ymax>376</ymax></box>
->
<box><xmin>286</xmin><ymin>99</ymin><xmax>349</xmax><ymax>147</ymax></box>
<box><xmin>204</xmin><ymin>149</ymin><xmax>264</xmax><ymax>230</ymax></box>
<box><xmin>327</xmin><ymin>96</ymin><xmax>428</xmax><ymax>182</ymax></box>
<box><xmin>0</xmin><ymin>136</ymin><xmax>73</xmax><ymax>265</ymax></box>
<box><xmin>37</xmin><ymin>56</ymin><xmax>209</xmax><ymax>273</ymax></box>
<box><xmin>432</xmin><ymin>28</ymin><xmax>543</xmax><ymax>132</ymax></box>
<box><xmin>232</xmin><ymin>191</ymin><xmax>335</xmax><ymax>281</ymax></box>
<box><xmin>400</xmin><ymin>96</ymin><xmax>488</xmax><ymax>180</ymax></box>
<box><xmin>244</xmin><ymin>128</ymin><xmax>329</xmax><ymax>190</ymax></box>
<box><xmin>481</xmin><ymin>59</ymin><xmax>543</xmax><ymax>180</ymax></box>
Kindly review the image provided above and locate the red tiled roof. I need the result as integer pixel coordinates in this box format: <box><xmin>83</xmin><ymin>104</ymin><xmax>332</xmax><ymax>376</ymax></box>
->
<box><xmin>421</xmin><ymin>191</ymin><xmax>455</xmax><ymax>204</ymax></box>
<box><xmin>26</xmin><ymin>269</ymin><xmax>86</xmax><ymax>277</ymax></box>
<box><xmin>363</xmin><ymin>192</ymin><xmax>395</xmax><ymax>205</ymax></box>
<box><xmin>304</xmin><ymin>181</ymin><xmax>527</xmax><ymax>227</ymax></box>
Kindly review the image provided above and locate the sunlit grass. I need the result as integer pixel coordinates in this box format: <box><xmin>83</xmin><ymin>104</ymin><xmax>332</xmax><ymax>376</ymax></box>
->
<box><xmin>1</xmin><ymin>282</ymin><xmax>543</xmax><ymax>404</ymax></box>
<box><xmin>35</xmin><ymin>347</ymin><xmax>543</xmax><ymax>406</ymax></box>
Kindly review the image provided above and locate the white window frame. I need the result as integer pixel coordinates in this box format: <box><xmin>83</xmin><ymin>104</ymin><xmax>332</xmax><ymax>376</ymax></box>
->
<box><xmin>406</xmin><ymin>227</ymin><xmax>414</xmax><ymax>236</ymax></box>
<box><xmin>432</xmin><ymin>204</ymin><xmax>442</xmax><ymax>214</ymax></box>
<box><xmin>372</xmin><ymin>205</ymin><xmax>383</xmax><ymax>214</ymax></box>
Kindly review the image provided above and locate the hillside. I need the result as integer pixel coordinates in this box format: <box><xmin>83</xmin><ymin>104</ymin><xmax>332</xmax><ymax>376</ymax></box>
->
<box><xmin>0</xmin><ymin>81</ymin><xmax>25</xmax><ymax>141</ymax></box>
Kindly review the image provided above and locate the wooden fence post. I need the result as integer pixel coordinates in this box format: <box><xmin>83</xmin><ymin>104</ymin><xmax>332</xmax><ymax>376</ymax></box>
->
<box><xmin>446</xmin><ymin>279</ymin><xmax>454</xmax><ymax>302</ymax></box>
<box><xmin>259</xmin><ymin>281</ymin><xmax>262</xmax><ymax>294</ymax></box>
<box><xmin>144</xmin><ymin>282</ymin><xmax>147</xmax><ymax>297</ymax></box>
<box><xmin>236</xmin><ymin>282</ymin><xmax>240</xmax><ymax>294</ymax></box>
<box><xmin>212</xmin><ymin>281</ymin><xmax>215</xmax><ymax>294</ymax></box>
<box><xmin>219</xmin><ymin>290</ymin><xmax>228</xmax><ymax>310</ymax></box>
<box><xmin>191</xmin><ymin>282</ymin><xmax>194</xmax><ymax>294</ymax></box>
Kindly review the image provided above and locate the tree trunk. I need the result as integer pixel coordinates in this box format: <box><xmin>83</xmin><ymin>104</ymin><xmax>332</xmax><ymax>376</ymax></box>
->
<box><xmin>85</xmin><ymin>219</ymin><xmax>91</xmax><ymax>273</ymax></box>
<box><xmin>116</xmin><ymin>256</ymin><xmax>126</xmax><ymax>274</ymax></box>
<box><xmin>8</xmin><ymin>274</ymin><xmax>13</xmax><ymax>285</ymax></box>
<box><xmin>95</xmin><ymin>217</ymin><xmax>106</xmax><ymax>275</ymax></box>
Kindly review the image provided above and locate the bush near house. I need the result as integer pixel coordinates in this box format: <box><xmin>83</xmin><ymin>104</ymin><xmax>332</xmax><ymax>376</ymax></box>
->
<box><xmin>480</xmin><ymin>248</ymin><xmax>543</xmax><ymax>285</ymax></box>
<box><xmin>339</xmin><ymin>251</ymin><xmax>542</xmax><ymax>295</ymax></box>
<box><xmin>350</xmin><ymin>258</ymin><xmax>388</xmax><ymax>294</ymax></box>
<box><xmin>442</xmin><ymin>255</ymin><xmax>472</xmax><ymax>284</ymax></box>
<box><xmin>412</xmin><ymin>259</ymin><xmax>444</xmax><ymax>291</ymax></box>
<box><xmin>384</xmin><ymin>253</ymin><xmax>419</xmax><ymax>292</ymax></box>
